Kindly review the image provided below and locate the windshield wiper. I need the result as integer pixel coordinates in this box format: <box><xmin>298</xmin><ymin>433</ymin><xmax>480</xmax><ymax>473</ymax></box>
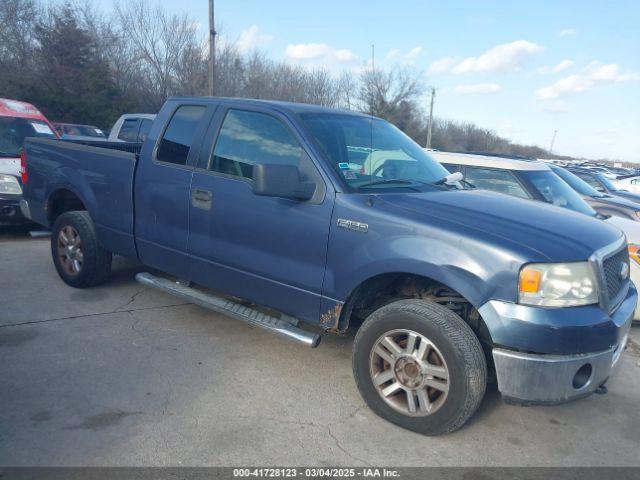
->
<box><xmin>358</xmin><ymin>179</ymin><xmax>423</xmax><ymax>191</ymax></box>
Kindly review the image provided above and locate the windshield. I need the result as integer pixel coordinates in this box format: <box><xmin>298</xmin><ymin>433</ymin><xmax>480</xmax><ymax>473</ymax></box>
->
<box><xmin>520</xmin><ymin>170</ymin><xmax>597</xmax><ymax>216</ymax></box>
<box><xmin>0</xmin><ymin>117</ymin><xmax>56</xmax><ymax>157</ymax></box>
<box><xmin>300</xmin><ymin>113</ymin><xmax>450</xmax><ymax>190</ymax></box>
<box><xmin>595</xmin><ymin>172</ymin><xmax>619</xmax><ymax>191</ymax></box>
<box><xmin>550</xmin><ymin>165</ymin><xmax>605</xmax><ymax>197</ymax></box>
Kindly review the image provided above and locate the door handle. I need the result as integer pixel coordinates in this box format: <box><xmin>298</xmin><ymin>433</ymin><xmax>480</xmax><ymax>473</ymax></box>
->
<box><xmin>191</xmin><ymin>188</ymin><xmax>213</xmax><ymax>210</ymax></box>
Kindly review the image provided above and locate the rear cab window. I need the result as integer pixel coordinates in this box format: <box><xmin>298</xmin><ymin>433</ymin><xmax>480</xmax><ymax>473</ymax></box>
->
<box><xmin>156</xmin><ymin>105</ymin><xmax>206</xmax><ymax>166</ymax></box>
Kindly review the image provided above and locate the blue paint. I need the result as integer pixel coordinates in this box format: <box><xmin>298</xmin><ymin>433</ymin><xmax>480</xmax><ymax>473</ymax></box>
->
<box><xmin>22</xmin><ymin>96</ymin><xmax>634</xmax><ymax>356</ymax></box>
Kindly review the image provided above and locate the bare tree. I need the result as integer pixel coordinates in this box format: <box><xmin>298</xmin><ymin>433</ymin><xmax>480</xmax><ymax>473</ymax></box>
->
<box><xmin>114</xmin><ymin>0</ymin><xmax>202</xmax><ymax>109</ymax></box>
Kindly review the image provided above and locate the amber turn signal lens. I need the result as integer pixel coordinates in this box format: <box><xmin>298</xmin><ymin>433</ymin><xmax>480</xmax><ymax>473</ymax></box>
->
<box><xmin>519</xmin><ymin>267</ymin><xmax>541</xmax><ymax>293</ymax></box>
<box><xmin>628</xmin><ymin>244</ymin><xmax>640</xmax><ymax>265</ymax></box>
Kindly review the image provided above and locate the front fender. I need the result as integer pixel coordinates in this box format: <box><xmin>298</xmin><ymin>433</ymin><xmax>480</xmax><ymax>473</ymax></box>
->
<box><xmin>324</xmin><ymin>231</ymin><xmax>520</xmax><ymax>309</ymax></box>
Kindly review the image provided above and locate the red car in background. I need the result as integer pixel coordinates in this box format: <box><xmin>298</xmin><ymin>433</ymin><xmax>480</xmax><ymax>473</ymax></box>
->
<box><xmin>0</xmin><ymin>98</ymin><xmax>57</xmax><ymax>225</ymax></box>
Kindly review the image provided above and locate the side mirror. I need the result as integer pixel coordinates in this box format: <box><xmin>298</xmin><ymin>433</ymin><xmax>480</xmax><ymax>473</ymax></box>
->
<box><xmin>595</xmin><ymin>185</ymin><xmax>606</xmax><ymax>192</ymax></box>
<box><xmin>252</xmin><ymin>164</ymin><xmax>316</xmax><ymax>201</ymax></box>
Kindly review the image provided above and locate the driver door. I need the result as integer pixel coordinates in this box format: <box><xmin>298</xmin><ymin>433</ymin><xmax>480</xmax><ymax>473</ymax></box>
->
<box><xmin>187</xmin><ymin>106</ymin><xmax>334</xmax><ymax>324</ymax></box>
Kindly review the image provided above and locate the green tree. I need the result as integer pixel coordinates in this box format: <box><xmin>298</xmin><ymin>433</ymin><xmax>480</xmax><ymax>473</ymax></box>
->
<box><xmin>30</xmin><ymin>3</ymin><xmax>131</xmax><ymax>128</ymax></box>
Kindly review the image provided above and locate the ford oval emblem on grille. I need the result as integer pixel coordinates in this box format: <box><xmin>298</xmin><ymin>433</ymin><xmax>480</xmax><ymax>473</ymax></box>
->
<box><xmin>620</xmin><ymin>262</ymin><xmax>629</xmax><ymax>280</ymax></box>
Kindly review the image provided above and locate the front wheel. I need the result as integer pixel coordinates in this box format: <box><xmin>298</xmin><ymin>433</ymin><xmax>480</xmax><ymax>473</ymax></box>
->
<box><xmin>51</xmin><ymin>211</ymin><xmax>112</xmax><ymax>288</ymax></box>
<box><xmin>352</xmin><ymin>299</ymin><xmax>487</xmax><ymax>435</ymax></box>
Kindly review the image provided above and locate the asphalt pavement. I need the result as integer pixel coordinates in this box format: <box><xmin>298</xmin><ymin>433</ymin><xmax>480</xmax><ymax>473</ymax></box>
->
<box><xmin>1</xmin><ymin>227</ymin><xmax>639</xmax><ymax>466</ymax></box>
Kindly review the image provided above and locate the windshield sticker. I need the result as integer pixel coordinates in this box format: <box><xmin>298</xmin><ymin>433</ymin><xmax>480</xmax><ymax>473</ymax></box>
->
<box><xmin>338</xmin><ymin>162</ymin><xmax>350</xmax><ymax>169</ymax></box>
<box><xmin>94</xmin><ymin>128</ymin><xmax>103</xmax><ymax>135</ymax></box>
<box><xmin>31</xmin><ymin>122</ymin><xmax>54</xmax><ymax>135</ymax></box>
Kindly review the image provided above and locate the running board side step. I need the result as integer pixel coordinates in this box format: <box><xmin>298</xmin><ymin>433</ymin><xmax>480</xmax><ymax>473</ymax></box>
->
<box><xmin>135</xmin><ymin>272</ymin><xmax>321</xmax><ymax>348</ymax></box>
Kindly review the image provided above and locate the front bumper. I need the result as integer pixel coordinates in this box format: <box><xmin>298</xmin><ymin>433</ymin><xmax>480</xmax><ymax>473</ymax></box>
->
<box><xmin>480</xmin><ymin>284</ymin><xmax>635</xmax><ymax>404</ymax></box>
<box><xmin>493</xmin><ymin>333</ymin><xmax>629</xmax><ymax>404</ymax></box>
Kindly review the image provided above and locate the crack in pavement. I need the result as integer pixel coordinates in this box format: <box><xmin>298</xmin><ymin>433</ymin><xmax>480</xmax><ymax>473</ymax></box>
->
<box><xmin>213</xmin><ymin>410</ymin><xmax>373</xmax><ymax>466</ymax></box>
<box><xmin>116</xmin><ymin>289</ymin><xmax>148</xmax><ymax>311</ymax></box>
<box><xmin>0</xmin><ymin>302</ymin><xmax>192</xmax><ymax>329</ymax></box>
<box><xmin>327</xmin><ymin>424</ymin><xmax>373</xmax><ymax>467</ymax></box>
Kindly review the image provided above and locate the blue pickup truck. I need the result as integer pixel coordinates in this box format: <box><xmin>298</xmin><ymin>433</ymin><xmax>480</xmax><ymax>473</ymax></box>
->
<box><xmin>21</xmin><ymin>97</ymin><xmax>635</xmax><ymax>435</ymax></box>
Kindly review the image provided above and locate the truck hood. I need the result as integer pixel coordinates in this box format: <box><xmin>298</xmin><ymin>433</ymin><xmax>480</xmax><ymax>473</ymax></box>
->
<box><xmin>377</xmin><ymin>189</ymin><xmax>623</xmax><ymax>262</ymax></box>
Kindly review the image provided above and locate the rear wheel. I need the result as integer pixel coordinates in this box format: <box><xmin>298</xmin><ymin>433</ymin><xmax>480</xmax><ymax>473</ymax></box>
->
<box><xmin>51</xmin><ymin>211</ymin><xmax>112</xmax><ymax>288</ymax></box>
<box><xmin>352</xmin><ymin>299</ymin><xmax>487</xmax><ymax>435</ymax></box>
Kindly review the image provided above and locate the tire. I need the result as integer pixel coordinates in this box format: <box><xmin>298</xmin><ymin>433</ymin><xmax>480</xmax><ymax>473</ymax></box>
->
<box><xmin>51</xmin><ymin>211</ymin><xmax>112</xmax><ymax>288</ymax></box>
<box><xmin>352</xmin><ymin>298</ymin><xmax>486</xmax><ymax>435</ymax></box>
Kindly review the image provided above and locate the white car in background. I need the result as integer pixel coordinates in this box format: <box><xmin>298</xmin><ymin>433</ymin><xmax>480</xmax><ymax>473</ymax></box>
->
<box><xmin>108</xmin><ymin>113</ymin><xmax>156</xmax><ymax>143</ymax></box>
<box><xmin>611</xmin><ymin>175</ymin><xmax>640</xmax><ymax>195</ymax></box>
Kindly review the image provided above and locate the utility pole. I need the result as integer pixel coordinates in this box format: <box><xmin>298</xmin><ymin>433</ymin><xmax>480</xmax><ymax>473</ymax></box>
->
<box><xmin>208</xmin><ymin>0</ymin><xmax>216</xmax><ymax>96</ymax></box>
<box><xmin>549</xmin><ymin>129</ymin><xmax>558</xmax><ymax>154</ymax></box>
<box><xmin>426</xmin><ymin>87</ymin><xmax>436</xmax><ymax>148</ymax></box>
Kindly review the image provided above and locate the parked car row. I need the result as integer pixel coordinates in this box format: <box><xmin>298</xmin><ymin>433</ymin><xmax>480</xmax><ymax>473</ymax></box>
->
<box><xmin>20</xmin><ymin>96</ymin><xmax>636</xmax><ymax>436</ymax></box>
<box><xmin>546</xmin><ymin>158</ymin><xmax>640</xmax><ymax>194</ymax></box>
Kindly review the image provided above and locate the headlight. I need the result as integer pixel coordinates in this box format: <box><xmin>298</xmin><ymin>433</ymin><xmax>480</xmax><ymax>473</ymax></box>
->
<box><xmin>0</xmin><ymin>174</ymin><xmax>22</xmax><ymax>195</ymax></box>
<box><xmin>629</xmin><ymin>244</ymin><xmax>640</xmax><ymax>265</ymax></box>
<box><xmin>518</xmin><ymin>262</ymin><xmax>598</xmax><ymax>307</ymax></box>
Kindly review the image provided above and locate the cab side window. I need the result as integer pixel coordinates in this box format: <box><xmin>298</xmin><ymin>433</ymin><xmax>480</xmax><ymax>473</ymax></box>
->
<box><xmin>466</xmin><ymin>167</ymin><xmax>530</xmax><ymax>199</ymax></box>
<box><xmin>138</xmin><ymin>119</ymin><xmax>153</xmax><ymax>143</ymax></box>
<box><xmin>156</xmin><ymin>106</ymin><xmax>206</xmax><ymax>166</ymax></box>
<box><xmin>210</xmin><ymin>109</ymin><xmax>303</xmax><ymax>180</ymax></box>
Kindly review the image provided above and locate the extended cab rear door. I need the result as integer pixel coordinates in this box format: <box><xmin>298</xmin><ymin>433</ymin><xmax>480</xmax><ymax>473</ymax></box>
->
<box><xmin>187</xmin><ymin>105</ymin><xmax>334</xmax><ymax>324</ymax></box>
<box><xmin>134</xmin><ymin>102</ymin><xmax>216</xmax><ymax>278</ymax></box>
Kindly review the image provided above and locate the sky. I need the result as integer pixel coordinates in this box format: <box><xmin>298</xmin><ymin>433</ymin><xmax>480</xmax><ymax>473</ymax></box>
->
<box><xmin>85</xmin><ymin>0</ymin><xmax>640</xmax><ymax>162</ymax></box>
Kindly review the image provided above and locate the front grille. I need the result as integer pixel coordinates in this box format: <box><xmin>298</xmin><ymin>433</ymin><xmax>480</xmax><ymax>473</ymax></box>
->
<box><xmin>602</xmin><ymin>247</ymin><xmax>629</xmax><ymax>303</ymax></box>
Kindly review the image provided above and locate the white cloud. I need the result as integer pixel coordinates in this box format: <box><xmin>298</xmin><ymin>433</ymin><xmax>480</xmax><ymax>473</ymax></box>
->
<box><xmin>537</xmin><ymin>59</ymin><xmax>574</xmax><ymax>74</ymax></box>
<box><xmin>236</xmin><ymin>25</ymin><xmax>274</xmax><ymax>53</ymax></box>
<box><xmin>284</xmin><ymin>43</ymin><xmax>359</xmax><ymax>69</ymax></box>
<box><xmin>553</xmin><ymin>59</ymin><xmax>573</xmax><ymax>73</ymax></box>
<box><xmin>427</xmin><ymin>57</ymin><xmax>457</xmax><ymax>74</ymax></box>
<box><xmin>404</xmin><ymin>46</ymin><xmax>423</xmax><ymax>61</ymax></box>
<box><xmin>428</xmin><ymin>40</ymin><xmax>544</xmax><ymax>75</ymax></box>
<box><xmin>384</xmin><ymin>46</ymin><xmax>423</xmax><ymax>65</ymax></box>
<box><xmin>558</xmin><ymin>28</ymin><xmax>576</xmax><ymax>37</ymax></box>
<box><xmin>536</xmin><ymin>61</ymin><xmax>640</xmax><ymax>100</ymax></box>
<box><xmin>285</xmin><ymin>43</ymin><xmax>331</xmax><ymax>60</ymax></box>
<box><xmin>452</xmin><ymin>40</ymin><xmax>544</xmax><ymax>74</ymax></box>
<box><xmin>452</xmin><ymin>83</ymin><xmax>502</xmax><ymax>95</ymax></box>
<box><xmin>386</xmin><ymin>49</ymin><xmax>401</xmax><ymax>60</ymax></box>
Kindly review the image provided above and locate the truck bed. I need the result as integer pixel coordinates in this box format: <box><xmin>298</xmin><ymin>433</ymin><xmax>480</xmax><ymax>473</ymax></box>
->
<box><xmin>23</xmin><ymin>138</ymin><xmax>140</xmax><ymax>258</ymax></box>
